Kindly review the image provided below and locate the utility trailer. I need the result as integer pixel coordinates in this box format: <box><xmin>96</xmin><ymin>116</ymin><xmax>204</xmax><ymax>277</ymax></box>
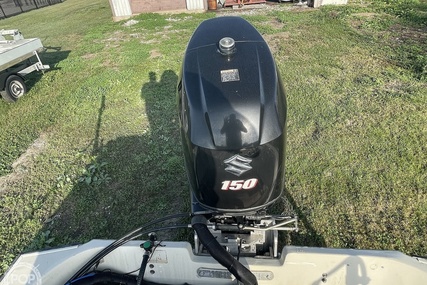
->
<box><xmin>0</xmin><ymin>29</ymin><xmax>49</xmax><ymax>102</ymax></box>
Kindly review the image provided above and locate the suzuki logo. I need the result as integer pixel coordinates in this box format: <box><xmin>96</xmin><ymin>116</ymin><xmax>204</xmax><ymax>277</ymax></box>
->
<box><xmin>223</xmin><ymin>155</ymin><xmax>252</xmax><ymax>177</ymax></box>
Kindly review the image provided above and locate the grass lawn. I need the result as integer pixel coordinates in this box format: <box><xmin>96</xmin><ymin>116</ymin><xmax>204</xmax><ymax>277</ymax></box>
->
<box><xmin>0</xmin><ymin>0</ymin><xmax>426</xmax><ymax>274</ymax></box>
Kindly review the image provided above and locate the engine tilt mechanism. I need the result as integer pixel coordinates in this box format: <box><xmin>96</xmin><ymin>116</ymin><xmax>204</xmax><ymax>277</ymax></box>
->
<box><xmin>194</xmin><ymin>214</ymin><xmax>298</xmax><ymax>258</ymax></box>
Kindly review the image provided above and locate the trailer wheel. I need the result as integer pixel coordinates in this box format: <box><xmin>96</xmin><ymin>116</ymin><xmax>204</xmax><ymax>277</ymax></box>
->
<box><xmin>2</xmin><ymin>75</ymin><xmax>27</xmax><ymax>102</ymax></box>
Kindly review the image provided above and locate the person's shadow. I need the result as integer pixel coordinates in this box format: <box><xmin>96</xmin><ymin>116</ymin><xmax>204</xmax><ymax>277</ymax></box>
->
<box><xmin>24</xmin><ymin>70</ymin><xmax>188</xmax><ymax>251</ymax></box>
<box><xmin>220</xmin><ymin>113</ymin><xmax>247</xmax><ymax>148</ymax></box>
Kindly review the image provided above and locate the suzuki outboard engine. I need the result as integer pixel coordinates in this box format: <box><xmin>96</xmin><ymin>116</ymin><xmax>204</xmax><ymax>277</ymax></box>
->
<box><xmin>178</xmin><ymin>17</ymin><xmax>297</xmax><ymax>259</ymax></box>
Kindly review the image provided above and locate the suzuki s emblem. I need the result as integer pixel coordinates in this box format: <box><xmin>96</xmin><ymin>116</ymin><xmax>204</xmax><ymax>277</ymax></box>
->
<box><xmin>223</xmin><ymin>155</ymin><xmax>252</xmax><ymax>177</ymax></box>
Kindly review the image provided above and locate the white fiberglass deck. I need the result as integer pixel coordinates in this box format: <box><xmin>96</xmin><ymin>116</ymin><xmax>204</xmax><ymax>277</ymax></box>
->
<box><xmin>2</xmin><ymin>240</ymin><xmax>427</xmax><ymax>285</ymax></box>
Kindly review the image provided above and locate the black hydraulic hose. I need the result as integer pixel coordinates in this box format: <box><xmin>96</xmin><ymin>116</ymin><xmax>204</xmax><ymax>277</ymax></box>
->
<box><xmin>68</xmin><ymin>271</ymin><xmax>137</xmax><ymax>285</ymax></box>
<box><xmin>136</xmin><ymin>252</ymin><xmax>150</xmax><ymax>285</ymax></box>
<box><xmin>191</xmin><ymin>215</ymin><xmax>258</xmax><ymax>285</ymax></box>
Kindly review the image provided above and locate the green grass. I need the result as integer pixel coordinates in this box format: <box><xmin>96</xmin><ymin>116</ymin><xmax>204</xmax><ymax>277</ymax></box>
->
<box><xmin>0</xmin><ymin>0</ymin><xmax>426</xmax><ymax>274</ymax></box>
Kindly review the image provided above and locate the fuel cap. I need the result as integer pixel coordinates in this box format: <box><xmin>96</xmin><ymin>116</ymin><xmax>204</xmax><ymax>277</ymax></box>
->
<box><xmin>219</xmin><ymin>37</ymin><xmax>236</xmax><ymax>55</ymax></box>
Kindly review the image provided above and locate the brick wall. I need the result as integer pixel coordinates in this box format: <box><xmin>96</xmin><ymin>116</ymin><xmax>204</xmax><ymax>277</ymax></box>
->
<box><xmin>130</xmin><ymin>0</ymin><xmax>187</xmax><ymax>13</ymax></box>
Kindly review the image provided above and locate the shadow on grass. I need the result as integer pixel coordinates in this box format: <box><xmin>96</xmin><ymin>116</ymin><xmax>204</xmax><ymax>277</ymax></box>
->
<box><xmin>41</xmin><ymin>47</ymin><xmax>72</xmax><ymax>70</ymax></box>
<box><xmin>26</xmin><ymin>69</ymin><xmax>189</xmax><ymax>252</ymax></box>
<box><xmin>283</xmin><ymin>188</ymin><xmax>327</xmax><ymax>247</ymax></box>
<box><xmin>24</xmin><ymin>47</ymin><xmax>71</xmax><ymax>93</ymax></box>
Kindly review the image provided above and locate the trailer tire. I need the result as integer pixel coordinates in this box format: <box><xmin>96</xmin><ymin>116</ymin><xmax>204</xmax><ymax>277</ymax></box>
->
<box><xmin>2</xmin><ymin>75</ymin><xmax>26</xmax><ymax>102</ymax></box>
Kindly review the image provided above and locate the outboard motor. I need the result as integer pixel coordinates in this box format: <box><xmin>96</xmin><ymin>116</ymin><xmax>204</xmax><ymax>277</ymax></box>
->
<box><xmin>178</xmin><ymin>17</ymin><xmax>297</xmax><ymax>260</ymax></box>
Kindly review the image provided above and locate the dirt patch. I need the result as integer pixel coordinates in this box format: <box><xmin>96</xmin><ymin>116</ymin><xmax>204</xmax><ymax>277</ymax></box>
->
<box><xmin>352</xmin><ymin>12</ymin><xmax>378</xmax><ymax>18</ymax></box>
<box><xmin>100</xmin><ymin>30</ymin><xmax>138</xmax><ymax>48</ymax></box>
<box><xmin>150</xmin><ymin>49</ymin><xmax>162</xmax><ymax>58</ymax></box>
<box><xmin>263</xmin><ymin>31</ymin><xmax>291</xmax><ymax>53</ymax></box>
<box><xmin>82</xmin><ymin>53</ymin><xmax>97</xmax><ymax>60</ymax></box>
<box><xmin>389</xmin><ymin>24</ymin><xmax>427</xmax><ymax>43</ymax></box>
<box><xmin>0</xmin><ymin>133</ymin><xmax>48</xmax><ymax>193</ymax></box>
<box><xmin>143</xmin><ymin>38</ymin><xmax>161</xmax><ymax>45</ymax></box>
<box><xmin>347</xmin><ymin>12</ymin><xmax>381</xmax><ymax>31</ymax></box>
<box><xmin>266</xmin><ymin>17</ymin><xmax>285</xmax><ymax>30</ymax></box>
<box><xmin>349</xmin><ymin>13</ymin><xmax>427</xmax><ymax>45</ymax></box>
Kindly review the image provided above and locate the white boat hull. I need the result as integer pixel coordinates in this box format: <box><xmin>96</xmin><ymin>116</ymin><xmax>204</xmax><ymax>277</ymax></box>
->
<box><xmin>1</xmin><ymin>240</ymin><xmax>427</xmax><ymax>284</ymax></box>
<box><xmin>0</xmin><ymin>38</ymin><xmax>44</xmax><ymax>71</ymax></box>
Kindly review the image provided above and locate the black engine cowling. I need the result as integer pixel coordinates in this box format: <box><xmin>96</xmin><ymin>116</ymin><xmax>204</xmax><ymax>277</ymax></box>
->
<box><xmin>178</xmin><ymin>17</ymin><xmax>287</xmax><ymax>215</ymax></box>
